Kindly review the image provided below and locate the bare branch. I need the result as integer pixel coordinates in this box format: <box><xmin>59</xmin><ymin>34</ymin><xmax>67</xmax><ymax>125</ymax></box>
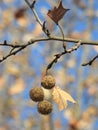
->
<box><xmin>24</xmin><ymin>0</ymin><xmax>50</xmax><ymax>36</ymax></box>
<box><xmin>67</xmin><ymin>40</ymin><xmax>81</xmax><ymax>53</ymax></box>
<box><xmin>46</xmin><ymin>40</ymin><xmax>81</xmax><ymax>73</ymax></box>
<box><xmin>0</xmin><ymin>39</ymin><xmax>36</xmax><ymax>63</ymax></box>
<box><xmin>24</xmin><ymin>0</ymin><xmax>42</xmax><ymax>27</ymax></box>
<box><xmin>82</xmin><ymin>54</ymin><xmax>98</xmax><ymax>66</ymax></box>
<box><xmin>1</xmin><ymin>37</ymin><xmax>98</xmax><ymax>48</ymax></box>
<box><xmin>0</xmin><ymin>37</ymin><xmax>98</xmax><ymax>63</ymax></box>
<box><xmin>30</xmin><ymin>0</ymin><xmax>36</xmax><ymax>8</ymax></box>
<box><xmin>0</xmin><ymin>46</ymin><xmax>26</xmax><ymax>63</ymax></box>
<box><xmin>0</xmin><ymin>40</ymin><xmax>21</xmax><ymax>48</ymax></box>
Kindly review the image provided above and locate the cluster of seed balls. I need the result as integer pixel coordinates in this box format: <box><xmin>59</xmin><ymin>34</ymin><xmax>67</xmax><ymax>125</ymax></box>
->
<box><xmin>29</xmin><ymin>75</ymin><xmax>56</xmax><ymax>115</ymax></box>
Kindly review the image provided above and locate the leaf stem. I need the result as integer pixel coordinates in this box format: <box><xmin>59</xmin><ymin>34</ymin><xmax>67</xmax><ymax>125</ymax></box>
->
<box><xmin>57</xmin><ymin>23</ymin><xmax>66</xmax><ymax>50</ymax></box>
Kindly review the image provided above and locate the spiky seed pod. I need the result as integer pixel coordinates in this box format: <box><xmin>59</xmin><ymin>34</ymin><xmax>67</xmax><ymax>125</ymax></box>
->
<box><xmin>37</xmin><ymin>100</ymin><xmax>52</xmax><ymax>115</ymax></box>
<box><xmin>41</xmin><ymin>75</ymin><xmax>55</xmax><ymax>89</ymax></box>
<box><xmin>29</xmin><ymin>87</ymin><xmax>44</xmax><ymax>102</ymax></box>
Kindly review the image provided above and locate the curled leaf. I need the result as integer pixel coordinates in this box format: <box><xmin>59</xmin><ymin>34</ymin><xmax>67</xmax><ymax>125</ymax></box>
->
<box><xmin>47</xmin><ymin>1</ymin><xmax>70</xmax><ymax>24</ymax></box>
<box><xmin>52</xmin><ymin>86</ymin><xmax>76</xmax><ymax>110</ymax></box>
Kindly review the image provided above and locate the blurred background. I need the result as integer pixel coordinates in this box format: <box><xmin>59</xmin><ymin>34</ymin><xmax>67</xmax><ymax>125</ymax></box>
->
<box><xmin>0</xmin><ymin>0</ymin><xmax>98</xmax><ymax>130</ymax></box>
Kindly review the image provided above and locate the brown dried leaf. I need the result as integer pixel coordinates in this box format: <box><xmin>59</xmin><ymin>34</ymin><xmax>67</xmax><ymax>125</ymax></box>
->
<box><xmin>52</xmin><ymin>87</ymin><xmax>76</xmax><ymax>110</ymax></box>
<box><xmin>47</xmin><ymin>1</ymin><xmax>69</xmax><ymax>24</ymax></box>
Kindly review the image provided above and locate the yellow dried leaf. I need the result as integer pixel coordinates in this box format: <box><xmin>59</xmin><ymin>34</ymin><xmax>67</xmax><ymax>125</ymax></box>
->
<box><xmin>52</xmin><ymin>87</ymin><xmax>76</xmax><ymax>110</ymax></box>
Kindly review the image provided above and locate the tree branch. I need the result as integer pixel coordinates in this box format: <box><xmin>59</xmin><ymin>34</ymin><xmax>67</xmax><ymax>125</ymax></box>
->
<box><xmin>82</xmin><ymin>54</ymin><xmax>98</xmax><ymax>66</ymax></box>
<box><xmin>0</xmin><ymin>37</ymin><xmax>98</xmax><ymax>63</ymax></box>
<box><xmin>24</xmin><ymin>0</ymin><xmax>43</xmax><ymax>27</ymax></box>
<box><xmin>0</xmin><ymin>46</ymin><xmax>26</xmax><ymax>63</ymax></box>
<box><xmin>0</xmin><ymin>40</ymin><xmax>22</xmax><ymax>48</ymax></box>
<box><xmin>24</xmin><ymin>0</ymin><xmax>50</xmax><ymax>36</ymax></box>
<box><xmin>46</xmin><ymin>40</ymin><xmax>81</xmax><ymax>73</ymax></box>
<box><xmin>0</xmin><ymin>37</ymin><xmax>98</xmax><ymax>48</ymax></box>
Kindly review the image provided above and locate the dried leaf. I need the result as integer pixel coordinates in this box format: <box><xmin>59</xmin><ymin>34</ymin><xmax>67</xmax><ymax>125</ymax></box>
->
<box><xmin>47</xmin><ymin>1</ymin><xmax>69</xmax><ymax>24</ymax></box>
<box><xmin>52</xmin><ymin>86</ymin><xmax>76</xmax><ymax>110</ymax></box>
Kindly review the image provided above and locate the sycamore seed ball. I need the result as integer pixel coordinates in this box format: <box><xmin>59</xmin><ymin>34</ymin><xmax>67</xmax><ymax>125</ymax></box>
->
<box><xmin>41</xmin><ymin>75</ymin><xmax>56</xmax><ymax>89</ymax></box>
<box><xmin>37</xmin><ymin>100</ymin><xmax>52</xmax><ymax>115</ymax></box>
<box><xmin>29</xmin><ymin>87</ymin><xmax>44</xmax><ymax>102</ymax></box>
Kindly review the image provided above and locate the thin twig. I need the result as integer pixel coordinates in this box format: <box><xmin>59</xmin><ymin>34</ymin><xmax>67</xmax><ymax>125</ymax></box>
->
<box><xmin>24</xmin><ymin>0</ymin><xmax>42</xmax><ymax>27</ymax></box>
<box><xmin>9</xmin><ymin>48</ymin><xmax>15</xmax><ymax>54</ymax></box>
<box><xmin>82</xmin><ymin>54</ymin><xmax>98</xmax><ymax>66</ymax></box>
<box><xmin>67</xmin><ymin>40</ymin><xmax>81</xmax><ymax>53</ymax></box>
<box><xmin>24</xmin><ymin>0</ymin><xmax>50</xmax><ymax>36</ymax></box>
<box><xmin>46</xmin><ymin>40</ymin><xmax>81</xmax><ymax>73</ymax></box>
<box><xmin>0</xmin><ymin>46</ymin><xmax>26</xmax><ymax>63</ymax></box>
<box><xmin>0</xmin><ymin>40</ymin><xmax>21</xmax><ymax>48</ymax></box>
<box><xmin>31</xmin><ymin>0</ymin><xmax>36</xmax><ymax>8</ymax></box>
<box><xmin>0</xmin><ymin>39</ymin><xmax>36</xmax><ymax>63</ymax></box>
